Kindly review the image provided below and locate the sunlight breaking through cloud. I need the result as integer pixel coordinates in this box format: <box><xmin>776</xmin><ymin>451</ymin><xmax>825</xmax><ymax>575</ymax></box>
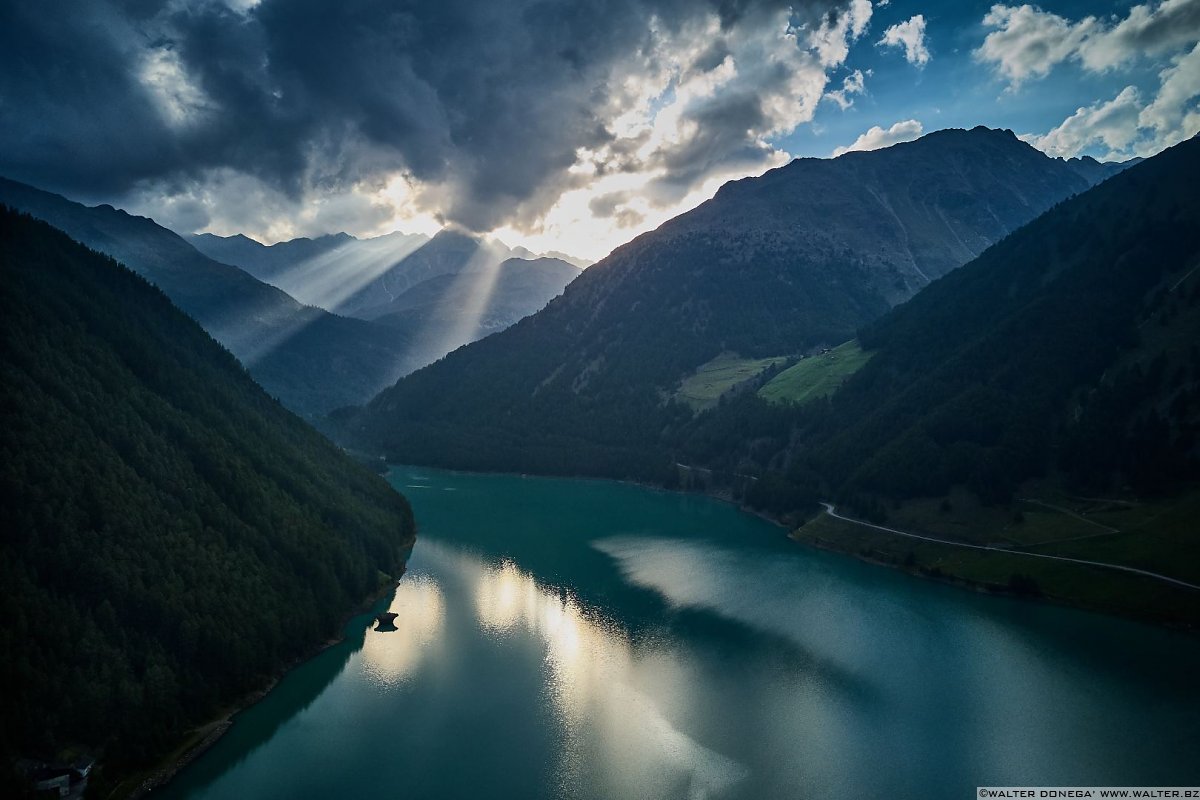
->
<box><xmin>266</xmin><ymin>233</ymin><xmax>429</xmax><ymax>314</ymax></box>
<box><xmin>409</xmin><ymin>241</ymin><xmax>513</xmax><ymax>363</ymax></box>
<box><xmin>6</xmin><ymin>0</ymin><xmax>876</xmax><ymax>263</ymax></box>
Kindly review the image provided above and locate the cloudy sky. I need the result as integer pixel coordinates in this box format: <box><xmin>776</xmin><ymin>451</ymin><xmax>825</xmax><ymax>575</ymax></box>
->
<box><xmin>2</xmin><ymin>0</ymin><xmax>1197</xmax><ymax>261</ymax></box>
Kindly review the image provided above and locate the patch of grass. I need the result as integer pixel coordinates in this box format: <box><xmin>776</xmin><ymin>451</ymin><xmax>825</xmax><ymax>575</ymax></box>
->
<box><xmin>1029</xmin><ymin>491</ymin><xmax>1200</xmax><ymax>583</ymax></box>
<box><xmin>675</xmin><ymin>352</ymin><xmax>788</xmax><ymax>411</ymax></box>
<box><xmin>791</xmin><ymin>488</ymin><xmax>1200</xmax><ymax>628</ymax></box>
<box><xmin>758</xmin><ymin>339</ymin><xmax>872</xmax><ymax>406</ymax></box>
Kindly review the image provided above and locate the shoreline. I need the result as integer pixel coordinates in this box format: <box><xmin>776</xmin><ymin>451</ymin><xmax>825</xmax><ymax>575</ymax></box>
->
<box><xmin>385</xmin><ymin>462</ymin><xmax>1198</xmax><ymax>632</ymax></box>
<box><xmin>795</xmin><ymin>531</ymin><xmax>1199</xmax><ymax>634</ymax></box>
<box><xmin>119</xmin><ymin>571</ymin><xmax>407</xmax><ymax>800</ymax></box>
<box><xmin>111</xmin><ymin>462</ymin><xmax>1194</xmax><ymax>797</ymax></box>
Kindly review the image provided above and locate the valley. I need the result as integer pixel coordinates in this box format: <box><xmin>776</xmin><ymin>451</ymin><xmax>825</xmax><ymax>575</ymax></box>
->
<box><xmin>4</xmin><ymin>2</ymin><xmax>1199</xmax><ymax>796</ymax></box>
<box><xmin>1</xmin><ymin>81</ymin><xmax>1196</xmax><ymax>800</ymax></box>
<box><xmin>343</xmin><ymin>128</ymin><xmax>1115</xmax><ymax>481</ymax></box>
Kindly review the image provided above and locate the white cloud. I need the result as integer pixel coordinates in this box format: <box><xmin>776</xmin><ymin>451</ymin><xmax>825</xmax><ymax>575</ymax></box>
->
<box><xmin>487</xmin><ymin>3</ymin><xmax>879</xmax><ymax>260</ymax></box>
<box><xmin>115</xmin><ymin>1</ymin><xmax>880</xmax><ymax>262</ymax></box>
<box><xmin>1082</xmin><ymin>0</ymin><xmax>1200</xmax><ymax>70</ymax></box>
<box><xmin>832</xmin><ymin>119</ymin><xmax>924</xmax><ymax>156</ymax></box>
<box><xmin>138</xmin><ymin>46</ymin><xmax>212</xmax><ymax>127</ymax></box>
<box><xmin>1022</xmin><ymin>41</ymin><xmax>1200</xmax><ymax>159</ymax></box>
<box><xmin>1138</xmin><ymin>41</ymin><xmax>1200</xmax><ymax>141</ymax></box>
<box><xmin>824</xmin><ymin>69</ymin><xmax>868</xmax><ymax>110</ymax></box>
<box><xmin>980</xmin><ymin>1</ymin><xmax>1200</xmax><ymax>161</ymax></box>
<box><xmin>976</xmin><ymin>5</ymin><xmax>1095</xmax><ymax>85</ymax></box>
<box><xmin>977</xmin><ymin>0</ymin><xmax>1200</xmax><ymax>87</ymax></box>
<box><xmin>878</xmin><ymin>15</ymin><xmax>930</xmax><ymax>66</ymax></box>
<box><xmin>1021</xmin><ymin>86</ymin><xmax>1144</xmax><ymax>158</ymax></box>
<box><xmin>126</xmin><ymin>167</ymin><xmax>442</xmax><ymax>245</ymax></box>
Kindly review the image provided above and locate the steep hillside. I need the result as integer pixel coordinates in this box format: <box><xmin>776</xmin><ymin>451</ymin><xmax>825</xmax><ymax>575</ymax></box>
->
<box><xmin>809</xmin><ymin>135</ymin><xmax>1200</xmax><ymax>506</ymax></box>
<box><xmin>345</xmin><ymin>128</ymin><xmax>1112</xmax><ymax>478</ymax></box>
<box><xmin>0</xmin><ymin>178</ymin><xmax>415</xmax><ymax>417</ymax></box>
<box><xmin>0</xmin><ymin>208</ymin><xmax>415</xmax><ymax>785</ymax></box>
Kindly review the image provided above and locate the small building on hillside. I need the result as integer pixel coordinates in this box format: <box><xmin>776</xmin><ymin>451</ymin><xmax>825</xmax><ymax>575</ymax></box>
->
<box><xmin>19</xmin><ymin>755</ymin><xmax>94</xmax><ymax>798</ymax></box>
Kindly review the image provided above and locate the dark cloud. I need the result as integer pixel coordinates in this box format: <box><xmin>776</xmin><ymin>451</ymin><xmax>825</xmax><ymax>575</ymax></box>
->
<box><xmin>0</xmin><ymin>0</ymin><xmax>843</xmax><ymax>233</ymax></box>
<box><xmin>647</xmin><ymin>91</ymin><xmax>774</xmax><ymax>203</ymax></box>
<box><xmin>0</xmin><ymin>3</ymin><xmax>177</xmax><ymax>193</ymax></box>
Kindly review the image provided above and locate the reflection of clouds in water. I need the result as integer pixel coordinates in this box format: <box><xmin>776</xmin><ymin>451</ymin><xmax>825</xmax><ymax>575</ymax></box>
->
<box><xmin>359</xmin><ymin>575</ymin><xmax>444</xmax><ymax>689</ymax></box>
<box><xmin>432</xmin><ymin>543</ymin><xmax>747</xmax><ymax>799</ymax></box>
<box><xmin>592</xmin><ymin>536</ymin><xmax>880</xmax><ymax>671</ymax></box>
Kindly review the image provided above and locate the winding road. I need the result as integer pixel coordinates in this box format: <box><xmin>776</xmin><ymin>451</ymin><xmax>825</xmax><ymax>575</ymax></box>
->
<box><xmin>819</xmin><ymin>503</ymin><xmax>1200</xmax><ymax>591</ymax></box>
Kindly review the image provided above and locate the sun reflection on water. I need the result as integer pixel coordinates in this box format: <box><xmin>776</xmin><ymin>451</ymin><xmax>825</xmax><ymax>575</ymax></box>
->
<box><xmin>463</xmin><ymin>546</ymin><xmax>747</xmax><ymax>798</ymax></box>
<box><xmin>359</xmin><ymin>574</ymin><xmax>444</xmax><ymax>689</ymax></box>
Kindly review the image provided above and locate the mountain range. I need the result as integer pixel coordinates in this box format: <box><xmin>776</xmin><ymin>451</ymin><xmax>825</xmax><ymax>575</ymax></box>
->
<box><xmin>0</xmin><ymin>177</ymin><xmax>416</xmax><ymax>418</ymax></box>
<box><xmin>366</xmin><ymin>255</ymin><xmax>582</xmax><ymax>369</ymax></box>
<box><xmin>682</xmin><ymin>134</ymin><xmax>1198</xmax><ymax>507</ymax></box>
<box><xmin>2</xmin><ymin>120</ymin><xmax>1195</xmax><ymax>786</ymax></box>
<box><xmin>0</xmin><ymin>180</ymin><xmax>583</xmax><ymax>419</ymax></box>
<box><xmin>341</xmin><ymin>127</ymin><xmax>1124</xmax><ymax>477</ymax></box>
<box><xmin>193</xmin><ymin>228</ymin><xmax>582</xmax><ymax>361</ymax></box>
<box><xmin>676</xmin><ymin>133</ymin><xmax>1198</xmax><ymax>623</ymax></box>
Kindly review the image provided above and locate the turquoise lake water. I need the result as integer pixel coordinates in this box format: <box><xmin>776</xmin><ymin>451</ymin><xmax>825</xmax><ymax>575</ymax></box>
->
<box><xmin>157</xmin><ymin>466</ymin><xmax>1200</xmax><ymax>799</ymax></box>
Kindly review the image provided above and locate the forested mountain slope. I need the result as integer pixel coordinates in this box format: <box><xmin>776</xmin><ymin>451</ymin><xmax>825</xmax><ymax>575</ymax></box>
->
<box><xmin>0</xmin><ymin>208</ymin><xmax>415</xmax><ymax>788</ymax></box>
<box><xmin>763</xmin><ymin>131</ymin><xmax>1200</xmax><ymax>506</ymax></box>
<box><xmin>0</xmin><ymin>178</ymin><xmax>415</xmax><ymax>417</ymax></box>
<box><xmin>344</xmin><ymin>128</ymin><xmax>1115</xmax><ymax>478</ymax></box>
<box><xmin>666</xmin><ymin>136</ymin><xmax>1200</xmax><ymax>624</ymax></box>
<box><xmin>720</xmin><ymin>133</ymin><xmax>1200</xmax><ymax>512</ymax></box>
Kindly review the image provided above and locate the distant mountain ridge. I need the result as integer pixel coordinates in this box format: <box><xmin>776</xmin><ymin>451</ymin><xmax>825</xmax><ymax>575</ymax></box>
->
<box><xmin>190</xmin><ymin>228</ymin><xmax>432</xmax><ymax>317</ymax></box>
<box><xmin>368</xmin><ymin>256</ymin><xmax>582</xmax><ymax>369</ymax></box>
<box><xmin>342</xmin><ymin>127</ymin><xmax>1129</xmax><ymax>478</ymax></box>
<box><xmin>0</xmin><ymin>177</ymin><xmax>417</xmax><ymax>417</ymax></box>
<box><xmin>189</xmin><ymin>230</ymin><xmax>366</xmax><ymax>282</ymax></box>
<box><xmin>191</xmin><ymin>228</ymin><xmax>588</xmax><ymax>321</ymax></box>
<box><xmin>1061</xmin><ymin>153</ymin><xmax>1141</xmax><ymax>184</ymax></box>
<box><xmin>195</xmin><ymin>227</ymin><xmax>582</xmax><ymax>371</ymax></box>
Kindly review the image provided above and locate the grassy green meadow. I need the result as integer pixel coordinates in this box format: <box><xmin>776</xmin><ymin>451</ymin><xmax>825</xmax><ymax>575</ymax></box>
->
<box><xmin>675</xmin><ymin>353</ymin><xmax>789</xmax><ymax>411</ymax></box>
<box><xmin>758</xmin><ymin>339</ymin><xmax>872</xmax><ymax>405</ymax></box>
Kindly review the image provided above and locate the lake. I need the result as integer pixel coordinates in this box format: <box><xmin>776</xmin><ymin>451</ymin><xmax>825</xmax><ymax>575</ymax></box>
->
<box><xmin>158</xmin><ymin>466</ymin><xmax>1200</xmax><ymax>799</ymax></box>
